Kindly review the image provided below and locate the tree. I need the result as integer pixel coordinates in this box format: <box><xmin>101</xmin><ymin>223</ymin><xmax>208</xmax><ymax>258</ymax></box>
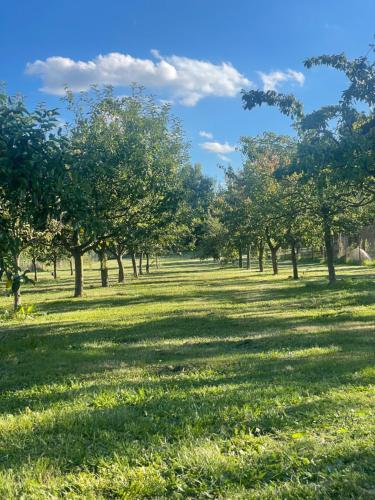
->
<box><xmin>179</xmin><ymin>163</ymin><xmax>215</xmax><ymax>251</ymax></box>
<box><xmin>0</xmin><ymin>89</ymin><xmax>64</xmax><ymax>305</ymax></box>
<box><xmin>239</xmin><ymin>133</ymin><xmax>297</xmax><ymax>275</ymax></box>
<box><xmin>55</xmin><ymin>86</ymin><xmax>186</xmax><ymax>296</ymax></box>
<box><xmin>196</xmin><ymin>212</ymin><xmax>227</xmax><ymax>261</ymax></box>
<box><xmin>241</xmin><ymin>46</ymin><xmax>375</xmax><ymax>283</ymax></box>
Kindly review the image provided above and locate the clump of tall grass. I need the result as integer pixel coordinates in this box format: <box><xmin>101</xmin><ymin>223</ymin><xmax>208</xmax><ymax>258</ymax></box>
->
<box><xmin>362</xmin><ymin>258</ymin><xmax>375</xmax><ymax>267</ymax></box>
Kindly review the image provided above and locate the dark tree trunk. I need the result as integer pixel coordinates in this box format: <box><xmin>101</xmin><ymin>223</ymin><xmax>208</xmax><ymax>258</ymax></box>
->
<box><xmin>131</xmin><ymin>253</ymin><xmax>138</xmax><ymax>278</ymax></box>
<box><xmin>13</xmin><ymin>289</ymin><xmax>21</xmax><ymax>311</ymax></box>
<box><xmin>155</xmin><ymin>254</ymin><xmax>159</xmax><ymax>269</ymax></box>
<box><xmin>98</xmin><ymin>249</ymin><xmax>109</xmax><ymax>287</ymax></box>
<box><xmin>139</xmin><ymin>253</ymin><xmax>143</xmax><ymax>275</ymax></box>
<box><xmin>116</xmin><ymin>253</ymin><xmax>125</xmax><ymax>283</ymax></box>
<box><xmin>72</xmin><ymin>250</ymin><xmax>84</xmax><ymax>297</ymax></box>
<box><xmin>0</xmin><ymin>259</ymin><xmax>4</xmax><ymax>282</ymax></box>
<box><xmin>246</xmin><ymin>245</ymin><xmax>251</xmax><ymax>270</ymax></box>
<box><xmin>70</xmin><ymin>258</ymin><xmax>73</xmax><ymax>276</ymax></box>
<box><xmin>12</xmin><ymin>251</ymin><xmax>21</xmax><ymax>310</ymax></box>
<box><xmin>270</xmin><ymin>247</ymin><xmax>278</xmax><ymax>275</ymax></box>
<box><xmin>266</xmin><ymin>235</ymin><xmax>280</xmax><ymax>276</ymax></box>
<box><xmin>32</xmin><ymin>257</ymin><xmax>38</xmax><ymax>282</ymax></box>
<box><xmin>238</xmin><ymin>245</ymin><xmax>243</xmax><ymax>268</ymax></box>
<box><xmin>53</xmin><ymin>257</ymin><xmax>57</xmax><ymax>279</ymax></box>
<box><xmin>323</xmin><ymin>220</ymin><xmax>336</xmax><ymax>284</ymax></box>
<box><xmin>291</xmin><ymin>243</ymin><xmax>299</xmax><ymax>280</ymax></box>
<box><xmin>258</xmin><ymin>241</ymin><xmax>264</xmax><ymax>272</ymax></box>
<box><xmin>146</xmin><ymin>253</ymin><xmax>150</xmax><ymax>274</ymax></box>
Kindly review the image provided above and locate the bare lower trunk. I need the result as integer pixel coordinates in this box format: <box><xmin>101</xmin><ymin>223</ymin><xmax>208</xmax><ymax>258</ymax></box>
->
<box><xmin>270</xmin><ymin>247</ymin><xmax>278</xmax><ymax>275</ymax></box>
<box><xmin>0</xmin><ymin>260</ymin><xmax>4</xmax><ymax>282</ymax></box>
<box><xmin>13</xmin><ymin>252</ymin><xmax>21</xmax><ymax>310</ymax></box>
<box><xmin>72</xmin><ymin>250</ymin><xmax>84</xmax><ymax>297</ymax></box>
<box><xmin>70</xmin><ymin>258</ymin><xmax>73</xmax><ymax>276</ymax></box>
<box><xmin>116</xmin><ymin>253</ymin><xmax>125</xmax><ymax>283</ymax></box>
<box><xmin>13</xmin><ymin>290</ymin><xmax>21</xmax><ymax>311</ymax></box>
<box><xmin>131</xmin><ymin>253</ymin><xmax>138</xmax><ymax>278</ymax></box>
<box><xmin>323</xmin><ymin>220</ymin><xmax>336</xmax><ymax>284</ymax></box>
<box><xmin>32</xmin><ymin>257</ymin><xmax>38</xmax><ymax>282</ymax></box>
<box><xmin>258</xmin><ymin>241</ymin><xmax>264</xmax><ymax>272</ymax></box>
<box><xmin>291</xmin><ymin>243</ymin><xmax>299</xmax><ymax>280</ymax></box>
<box><xmin>139</xmin><ymin>253</ymin><xmax>143</xmax><ymax>275</ymax></box>
<box><xmin>155</xmin><ymin>254</ymin><xmax>159</xmax><ymax>269</ymax></box>
<box><xmin>238</xmin><ymin>245</ymin><xmax>243</xmax><ymax>268</ymax></box>
<box><xmin>146</xmin><ymin>253</ymin><xmax>150</xmax><ymax>274</ymax></box>
<box><xmin>246</xmin><ymin>245</ymin><xmax>251</xmax><ymax>270</ymax></box>
<box><xmin>99</xmin><ymin>250</ymin><xmax>109</xmax><ymax>287</ymax></box>
<box><xmin>53</xmin><ymin>257</ymin><xmax>57</xmax><ymax>279</ymax></box>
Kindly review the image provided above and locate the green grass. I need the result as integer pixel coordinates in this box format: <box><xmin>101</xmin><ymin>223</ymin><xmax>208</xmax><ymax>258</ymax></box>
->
<box><xmin>0</xmin><ymin>257</ymin><xmax>374</xmax><ymax>499</ymax></box>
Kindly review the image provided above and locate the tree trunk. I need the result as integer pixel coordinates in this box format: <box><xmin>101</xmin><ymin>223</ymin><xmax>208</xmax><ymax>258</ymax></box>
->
<box><xmin>155</xmin><ymin>254</ymin><xmax>159</xmax><ymax>269</ymax></box>
<box><xmin>146</xmin><ymin>253</ymin><xmax>150</xmax><ymax>274</ymax></box>
<box><xmin>323</xmin><ymin>220</ymin><xmax>336</xmax><ymax>284</ymax></box>
<box><xmin>0</xmin><ymin>259</ymin><xmax>4</xmax><ymax>282</ymax></box>
<box><xmin>53</xmin><ymin>257</ymin><xmax>57</xmax><ymax>279</ymax></box>
<box><xmin>258</xmin><ymin>241</ymin><xmax>264</xmax><ymax>272</ymax></box>
<box><xmin>270</xmin><ymin>247</ymin><xmax>278</xmax><ymax>275</ymax></box>
<box><xmin>72</xmin><ymin>250</ymin><xmax>84</xmax><ymax>297</ymax></box>
<box><xmin>13</xmin><ymin>289</ymin><xmax>21</xmax><ymax>311</ymax></box>
<box><xmin>116</xmin><ymin>253</ymin><xmax>125</xmax><ymax>283</ymax></box>
<box><xmin>139</xmin><ymin>253</ymin><xmax>143</xmax><ymax>275</ymax></box>
<box><xmin>131</xmin><ymin>253</ymin><xmax>138</xmax><ymax>278</ymax></box>
<box><xmin>99</xmin><ymin>249</ymin><xmax>109</xmax><ymax>287</ymax></box>
<box><xmin>291</xmin><ymin>243</ymin><xmax>299</xmax><ymax>280</ymax></box>
<box><xmin>12</xmin><ymin>252</ymin><xmax>21</xmax><ymax>310</ymax></box>
<box><xmin>70</xmin><ymin>258</ymin><xmax>73</xmax><ymax>276</ymax></box>
<box><xmin>238</xmin><ymin>245</ymin><xmax>243</xmax><ymax>268</ymax></box>
<box><xmin>32</xmin><ymin>257</ymin><xmax>38</xmax><ymax>282</ymax></box>
<box><xmin>246</xmin><ymin>245</ymin><xmax>251</xmax><ymax>270</ymax></box>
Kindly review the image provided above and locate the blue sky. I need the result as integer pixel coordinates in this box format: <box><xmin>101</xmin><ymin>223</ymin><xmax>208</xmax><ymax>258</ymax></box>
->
<box><xmin>1</xmin><ymin>0</ymin><xmax>374</xmax><ymax>179</ymax></box>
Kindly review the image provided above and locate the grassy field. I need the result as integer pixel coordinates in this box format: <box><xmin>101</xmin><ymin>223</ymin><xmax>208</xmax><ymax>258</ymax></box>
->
<box><xmin>0</xmin><ymin>257</ymin><xmax>374</xmax><ymax>499</ymax></box>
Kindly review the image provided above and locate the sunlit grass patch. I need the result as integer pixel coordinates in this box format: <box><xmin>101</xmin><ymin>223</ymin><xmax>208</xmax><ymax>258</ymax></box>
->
<box><xmin>0</xmin><ymin>258</ymin><xmax>374</xmax><ymax>498</ymax></box>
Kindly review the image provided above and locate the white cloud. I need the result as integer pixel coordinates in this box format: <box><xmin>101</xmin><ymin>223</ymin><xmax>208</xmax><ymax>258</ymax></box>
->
<box><xmin>218</xmin><ymin>154</ymin><xmax>231</xmax><ymax>162</ymax></box>
<box><xmin>200</xmin><ymin>141</ymin><xmax>236</xmax><ymax>154</ymax></box>
<box><xmin>26</xmin><ymin>50</ymin><xmax>251</xmax><ymax>106</ymax></box>
<box><xmin>199</xmin><ymin>130</ymin><xmax>213</xmax><ymax>139</ymax></box>
<box><xmin>258</xmin><ymin>69</ymin><xmax>305</xmax><ymax>91</ymax></box>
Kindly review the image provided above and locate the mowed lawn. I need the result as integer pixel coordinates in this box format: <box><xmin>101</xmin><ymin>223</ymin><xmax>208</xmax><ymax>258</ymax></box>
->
<box><xmin>0</xmin><ymin>257</ymin><xmax>374</xmax><ymax>499</ymax></box>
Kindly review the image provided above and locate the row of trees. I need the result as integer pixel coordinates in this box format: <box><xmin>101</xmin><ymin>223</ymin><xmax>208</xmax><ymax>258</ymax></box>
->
<box><xmin>0</xmin><ymin>86</ymin><xmax>214</xmax><ymax>307</ymax></box>
<box><xmin>197</xmin><ymin>45</ymin><xmax>375</xmax><ymax>283</ymax></box>
<box><xmin>1</xmin><ymin>44</ymin><xmax>374</xmax><ymax>308</ymax></box>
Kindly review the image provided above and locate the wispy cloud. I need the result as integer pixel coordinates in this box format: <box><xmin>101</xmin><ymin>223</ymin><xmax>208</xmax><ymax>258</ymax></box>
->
<box><xmin>200</xmin><ymin>141</ymin><xmax>236</xmax><ymax>154</ymax></box>
<box><xmin>258</xmin><ymin>69</ymin><xmax>305</xmax><ymax>91</ymax></box>
<box><xmin>26</xmin><ymin>50</ymin><xmax>251</xmax><ymax>107</ymax></box>
<box><xmin>218</xmin><ymin>154</ymin><xmax>231</xmax><ymax>162</ymax></box>
<box><xmin>199</xmin><ymin>130</ymin><xmax>213</xmax><ymax>139</ymax></box>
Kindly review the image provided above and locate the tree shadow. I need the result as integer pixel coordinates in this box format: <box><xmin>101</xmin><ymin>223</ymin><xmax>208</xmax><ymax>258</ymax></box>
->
<box><xmin>0</xmin><ymin>261</ymin><xmax>374</xmax><ymax>494</ymax></box>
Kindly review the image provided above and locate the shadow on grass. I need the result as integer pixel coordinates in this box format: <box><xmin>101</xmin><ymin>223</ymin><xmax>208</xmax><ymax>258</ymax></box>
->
<box><xmin>0</xmin><ymin>310</ymin><xmax>374</xmax><ymax>484</ymax></box>
<box><xmin>0</xmin><ymin>261</ymin><xmax>374</xmax><ymax>493</ymax></box>
<box><xmin>18</xmin><ymin>271</ymin><xmax>374</xmax><ymax>316</ymax></box>
<box><xmin>1</xmin><ymin>310</ymin><xmax>373</xmax><ymax>397</ymax></box>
